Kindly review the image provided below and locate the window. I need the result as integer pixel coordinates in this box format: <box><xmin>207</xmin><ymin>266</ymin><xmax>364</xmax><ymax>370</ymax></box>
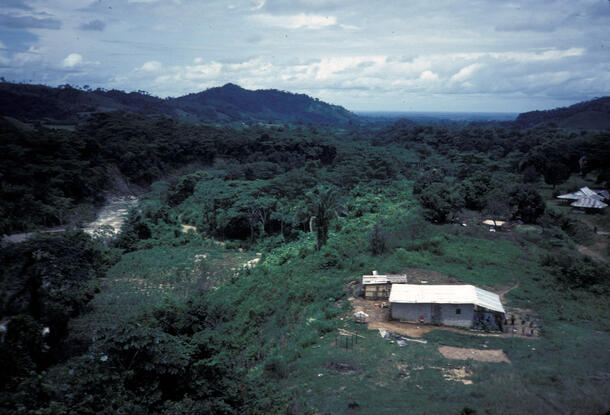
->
<box><xmin>456</xmin><ymin>308</ymin><xmax>461</xmax><ymax>315</ymax></box>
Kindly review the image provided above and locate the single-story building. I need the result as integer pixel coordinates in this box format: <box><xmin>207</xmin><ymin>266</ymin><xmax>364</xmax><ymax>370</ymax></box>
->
<box><xmin>389</xmin><ymin>284</ymin><xmax>505</xmax><ymax>329</ymax></box>
<box><xmin>362</xmin><ymin>270</ymin><xmax>407</xmax><ymax>300</ymax></box>
<box><xmin>557</xmin><ymin>187</ymin><xmax>609</xmax><ymax>211</ymax></box>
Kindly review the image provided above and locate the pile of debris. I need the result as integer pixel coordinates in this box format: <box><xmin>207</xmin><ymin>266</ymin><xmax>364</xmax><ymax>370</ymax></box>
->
<box><xmin>377</xmin><ymin>328</ymin><xmax>427</xmax><ymax>346</ymax></box>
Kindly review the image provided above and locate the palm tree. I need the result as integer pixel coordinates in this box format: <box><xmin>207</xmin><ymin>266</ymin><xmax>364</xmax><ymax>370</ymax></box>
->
<box><xmin>309</xmin><ymin>186</ymin><xmax>340</xmax><ymax>251</ymax></box>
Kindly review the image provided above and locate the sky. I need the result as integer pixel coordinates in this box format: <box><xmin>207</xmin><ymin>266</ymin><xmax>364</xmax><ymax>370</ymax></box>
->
<box><xmin>0</xmin><ymin>0</ymin><xmax>609</xmax><ymax>112</ymax></box>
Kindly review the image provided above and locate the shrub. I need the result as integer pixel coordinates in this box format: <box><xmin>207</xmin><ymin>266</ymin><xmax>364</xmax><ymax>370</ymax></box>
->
<box><xmin>369</xmin><ymin>223</ymin><xmax>387</xmax><ymax>256</ymax></box>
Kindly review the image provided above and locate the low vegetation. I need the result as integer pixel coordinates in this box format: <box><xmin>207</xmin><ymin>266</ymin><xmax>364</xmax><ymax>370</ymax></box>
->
<box><xmin>0</xmin><ymin>87</ymin><xmax>609</xmax><ymax>413</ymax></box>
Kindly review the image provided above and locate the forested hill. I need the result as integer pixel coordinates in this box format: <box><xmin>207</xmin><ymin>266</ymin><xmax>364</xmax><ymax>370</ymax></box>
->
<box><xmin>0</xmin><ymin>82</ymin><xmax>358</xmax><ymax>125</ymax></box>
<box><xmin>170</xmin><ymin>83</ymin><xmax>359</xmax><ymax>125</ymax></box>
<box><xmin>514</xmin><ymin>96</ymin><xmax>610</xmax><ymax>130</ymax></box>
<box><xmin>0</xmin><ymin>83</ymin><xmax>176</xmax><ymax>121</ymax></box>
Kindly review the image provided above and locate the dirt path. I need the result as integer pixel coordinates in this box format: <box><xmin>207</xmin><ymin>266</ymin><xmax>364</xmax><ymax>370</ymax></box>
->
<box><xmin>497</xmin><ymin>280</ymin><xmax>520</xmax><ymax>303</ymax></box>
<box><xmin>578</xmin><ymin>244</ymin><xmax>607</xmax><ymax>263</ymax></box>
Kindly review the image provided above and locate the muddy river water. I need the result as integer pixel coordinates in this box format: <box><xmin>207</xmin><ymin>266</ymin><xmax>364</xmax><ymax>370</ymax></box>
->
<box><xmin>2</xmin><ymin>196</ymin><xmax>138</xmax><ymax>245</ymax></box>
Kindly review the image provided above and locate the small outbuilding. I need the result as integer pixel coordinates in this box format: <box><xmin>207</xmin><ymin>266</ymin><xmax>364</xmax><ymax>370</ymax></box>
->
<box><xmin>389</xmin><ymin>284</ymin><xmax>505</xmax><ymax>329</ymax></box>
<box><xmin>362</xmin><ymin>270</ymin><xmax>407</xmax><ymax>300</ymax></box>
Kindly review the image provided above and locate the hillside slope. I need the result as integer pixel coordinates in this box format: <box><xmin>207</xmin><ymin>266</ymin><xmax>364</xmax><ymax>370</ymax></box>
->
<box><xmin>0</xmin><ymin>82</ymin><xmax>358</xmax><ymax>125</ymax></box>
<box><xmin>170</xmin><ymin>83</ymin><xmax>358</xmax><ymax>125</ymax></box>
<box><xmin>515</xmin><ymin>97</ymin><xmax>610</xmax><ymax>130</ymax></box>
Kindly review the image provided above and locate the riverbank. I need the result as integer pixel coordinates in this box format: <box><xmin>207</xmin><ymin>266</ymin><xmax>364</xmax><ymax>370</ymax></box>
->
<box><xmin>1</xmin><ymin>196</ymin><xmax>138</xmax><ymax>246</ymax></box>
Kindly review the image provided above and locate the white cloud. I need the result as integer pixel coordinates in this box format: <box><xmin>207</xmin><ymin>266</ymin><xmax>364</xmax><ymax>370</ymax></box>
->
<box><xmin>491</xmin><ymin>48</ymin><xmax>585</xmax><ymax>62</ymax></box>
<box><xmin>139</xmin><ymin>60</ymin><xmax>162</xmax><ymax>71</ymax></box>
<box><xmin>2</xmin><ymin>0</ymin><xmax>608</xmax><ymax>111</ymax></box>
<box><xmin>62</xmin><ymin>53</ymin><xmax>82</xmax><ymax>67</ymax></box>
<box><xmin>134</xmin><ymin>46</ymin><xmax>602</xmax><ymax>106</ymax></box>
<box><xmin>450</xmin><ymin>63</ymin><xmax>482</xmax><ymax>83</ymax></box>
<box><xmin>252</xmin><ymin>0</ymin><xmax>265</xmax><ymax>10</ymax></box>
<box><xmin>251</xmin><ymin>13</ymin><xmax>337</xmax><ymax>29</ymax></box>
<box><xmin>12</xmin><ymin>47</ymin><xmax>43</xmax><ymax>66</ymax></box>
<box><xmin>419</xmin><ymin>70</ymin><xmax>439</xmax><ymax>81</ymax></box>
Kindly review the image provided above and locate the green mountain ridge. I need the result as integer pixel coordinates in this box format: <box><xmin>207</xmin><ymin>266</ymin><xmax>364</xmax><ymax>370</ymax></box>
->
<box><xmin>515</xmin><ymin>97</ymin><xmax>610</xmax><ymax>130</ymax></box>
<box><xmin>0</xmin><ymin>82</ymin><xmax>359</xmax><ymax>126</ymax></box>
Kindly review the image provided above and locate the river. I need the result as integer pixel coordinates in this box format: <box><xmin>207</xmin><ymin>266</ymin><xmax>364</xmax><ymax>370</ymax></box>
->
<box><xmin>1</xmin><ymin>196</ymin><xmax>139</xmax><ymax>245</ymax></box>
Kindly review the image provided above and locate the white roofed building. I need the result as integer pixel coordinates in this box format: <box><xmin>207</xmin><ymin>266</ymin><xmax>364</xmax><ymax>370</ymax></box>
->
<box><xmin>389</xmin><ymin>284</ymin><xmax>505</xmax><ymax>329</ymax></box>
<box><xmin>557</xmin><ymin>187</ymin><xmax>609</xmax><ymax>211</ymax></box>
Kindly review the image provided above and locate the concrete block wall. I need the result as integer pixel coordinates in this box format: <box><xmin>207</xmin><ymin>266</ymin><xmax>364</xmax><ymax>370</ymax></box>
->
<box><xmin>391</xmin><ymin>303</ymin><xmax>475</xmax><ymax>328</ymax></box>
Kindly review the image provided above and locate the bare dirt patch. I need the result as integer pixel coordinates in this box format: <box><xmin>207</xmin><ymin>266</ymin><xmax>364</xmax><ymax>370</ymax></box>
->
<box><xmin>443</xmin><ymin>367</ymin><xmax>473</xmax><ymax>384</ymax></box>
<box><xmin>351</xmin><ymin>297</ymin><xmax>390</xmax><ymax>322</ymax></box>
<box><xmin>438</xmin><ymin>345</ymin><xmax>511</xmax><ymax>363</ymax></box>
<box><xmin>432</xmin><ymin>366</ymin><xmax>474</xmax><ymax>384</ymax></box>
<box><xmin>181</xmin><ymin>224</ymin><xmax>197</xmax><ymax>233</ymax></box>
<box><xmin>407</xmin><ymin>268</ymin><xmax>460</xmax><ymax>284</ymax></box>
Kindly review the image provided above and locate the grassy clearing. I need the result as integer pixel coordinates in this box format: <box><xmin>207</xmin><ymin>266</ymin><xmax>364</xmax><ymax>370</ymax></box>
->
<box><xmin>265</xmin><ymin>184</ymin><xmax>610</xmax><ymax>414</ymax></box>
<box><xmin>70</xmin><ymin>239</ymin><xmax>255</xmax><ymax>334</ymax></box>
<box><xmin>284</xmin><ymin>304</ymin><xmax>610</xmax><ymax>414</ymax></box>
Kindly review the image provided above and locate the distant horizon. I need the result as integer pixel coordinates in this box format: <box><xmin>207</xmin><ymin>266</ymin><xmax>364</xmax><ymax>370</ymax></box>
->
<box><xmin>353</xmin><ymin>110</ymin><xmax>519</xmax><ymax>115</ymax></box>
<box><xmin>1</xmin><ymin>0</ymin><xmax>608</xmax><ymax>114</ymax></box>
<box><xmin>2</xmin><ymin>79</ymin><xmax>599</xmax><ymax>116</ymax></box>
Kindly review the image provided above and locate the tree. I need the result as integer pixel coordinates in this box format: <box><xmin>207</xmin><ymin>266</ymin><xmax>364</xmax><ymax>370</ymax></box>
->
<box><xmin>522</xmin><ymin>165</ymin><xmax>540</xmax><ymax>184</ymax></box>
<box><xmin>460</xmin><ymin>171</ymin><xmax>492</xmax><ymax>210</ymax></box>
<box><xmin>483</xmin><ymin>197</ymin><xmax>511</xmax><ymax>228</ymax></box>
<box><xmin>308</xmin><ymin>186</ymin><xmax>340</xmax><ymax>251</ymax></box>
<box><xmin>369</xmin><ymin>224</ymin><xmax>387</xmax><ymax>256</ymax></box>
<box><xmin>543</xmin><ymin>162</ymin><xmax>570</xmax><ymax>188</ymax></box>
<box><xmin>418</xmin><ymin>182</ymin><xmax>454</xmax><ymax>223</ymax></box>
<box><xmin>413</xmin><ymin>168</ymin><xmax>444</xmax><ymax>195</ymax></box>
<box><xmin>509</xmin><ymin>185</ymin><xmax>546</xmax><ymax>223</ymax></box>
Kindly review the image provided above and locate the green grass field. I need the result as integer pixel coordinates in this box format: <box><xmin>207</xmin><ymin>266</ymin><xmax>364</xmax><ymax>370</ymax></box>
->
<box><xmin>70</xmin><ymin>239</ymin><xmax>256</xmax><ymax>335</ymax></box>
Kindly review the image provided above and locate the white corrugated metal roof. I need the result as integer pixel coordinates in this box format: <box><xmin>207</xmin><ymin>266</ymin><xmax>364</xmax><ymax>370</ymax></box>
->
<box><xmin>597</xmin><ymin>190</ymin><xmax>610</xmax><ymax>200</ymax></box>
<box><xmin>558</xmin><ymin>187</ymin><xmax>606</xmax><ymax>202</ymax></box>
<box><xmin>571</xmin><ymin>197</ymin><xmax>608</xmax><ymax>209</ymax></box>
<box><xmin>580</xmin><ymin>187</ymin><xmax>597</xmax><ymax>198</ymax></box>
<box><xmin>482</xmin><ymin>219</ymin><xmax>506</xmax><ymax>226</ymax></box>
<box><xmin>362</xmin><ymin>274</ymin><xmax>407</xmax><ymax>285</ymax></box>
<box><xmin>557</xmin><ymin>191</ymin><xmax>583</xmax><ymax>200</ymax></box>
<box><xmin>389</xmin><ymin>284</ymin><xmax>505</xmax><ymax>313</ymax></box>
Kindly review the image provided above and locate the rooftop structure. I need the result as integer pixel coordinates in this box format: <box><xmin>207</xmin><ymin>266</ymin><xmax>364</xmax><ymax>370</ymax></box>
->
<box><xmin>557</xmin><ymin>187</ymin><xmax>609</xmax><ymax>209</ymax></box>
<box><xmin>389</xmin><ymin>284</ymin><xmax>505</xmax><ymax>314</ymax></box>
<box><xmin>362</xmin><ymin>270</ymin><xmax>408</xmax><ymax>285</ymax></box>
<box><xmin>570</xmin><ymin>198</ymin><xmax>608</xmax><ymax>209</ymax></box>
